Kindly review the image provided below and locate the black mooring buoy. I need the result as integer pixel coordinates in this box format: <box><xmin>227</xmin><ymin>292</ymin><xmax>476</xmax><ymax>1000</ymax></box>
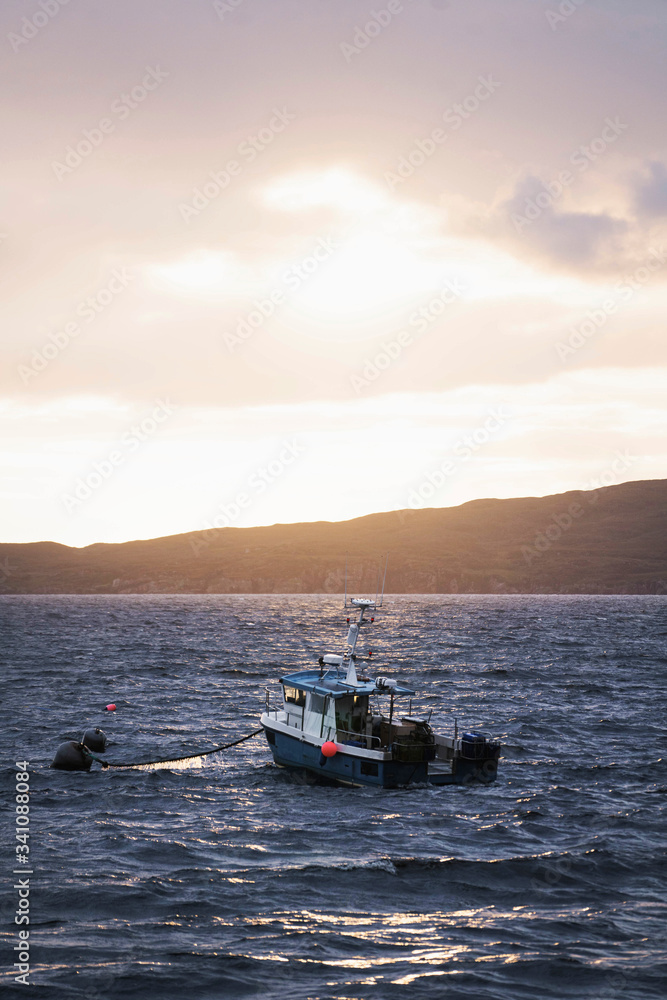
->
<box><xmin>51</xmin><ymin>741</ymin><xmax>92</xmax><ymax>771</ymax></box>
<box><xmin>82</xmin><ymin>728</ymin><xmax>107</xmax><ymax>753</ymax></box>
<box><xmin>50</xmin><ymin>726</ymin><xmax>263</xmax><ymax>772</ymax></box>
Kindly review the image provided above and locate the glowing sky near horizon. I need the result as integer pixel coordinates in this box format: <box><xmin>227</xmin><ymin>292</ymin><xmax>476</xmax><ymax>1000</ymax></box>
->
<box><xmin>1</xmin><ymin>0</ymin><xmax>666</xmax><ymax>546</ymax></box>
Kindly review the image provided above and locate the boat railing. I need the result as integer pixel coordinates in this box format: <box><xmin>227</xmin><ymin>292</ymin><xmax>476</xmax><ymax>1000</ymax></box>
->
<box><xmin>264</xmin><ymin>687</ymin><xmax>279</xmax><ymax>713</ymax></box>
<box><xmin>391</xmin><ymin>739</ymin><xmax>437</xmax><ymax>763</ymax></box>
<box><xmin>335</xmin><ymin>727</ymin><xmax>382</xmax><ymax>749</ymax></box>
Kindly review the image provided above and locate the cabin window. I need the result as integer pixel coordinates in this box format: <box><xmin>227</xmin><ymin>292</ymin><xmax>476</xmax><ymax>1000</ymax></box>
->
<box><xmin>335</xmin><ymin>694</ymin><xmax>368</xmax><ymax>735</ymax></box>
<box><xmin>283</xmin><ymin>687</ymin><xmax>306</xmax><ymax>707</ymax></box>
<box><xmin>308</xmin><ymin>693</ymin><xmax>325</xmax><ymax>715</ymax></box>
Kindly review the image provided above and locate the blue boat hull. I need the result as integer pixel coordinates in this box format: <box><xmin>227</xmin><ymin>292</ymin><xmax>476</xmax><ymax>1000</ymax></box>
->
<box><xmin>262</xmin><ymin>725</ymin><xmax>498</xmax><ymax>788</ymax></box>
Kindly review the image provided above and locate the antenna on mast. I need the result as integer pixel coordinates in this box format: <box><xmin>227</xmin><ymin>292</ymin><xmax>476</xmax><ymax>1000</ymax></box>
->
<box><xmin>377</xmin><ymin>554</ymin><xmax>388</xmax><ymax>608</ymax></box>
<box><xmin>344</xmin><ymin>553</ymin><xmax>348</xmax><ymax>609</ymax></box>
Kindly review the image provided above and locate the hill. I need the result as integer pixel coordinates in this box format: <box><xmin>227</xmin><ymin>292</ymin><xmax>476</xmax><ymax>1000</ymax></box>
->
<box><xmin>0</xmin><ymin>479</ymin><xmax>665</xmax><ymax>595</ymax></box>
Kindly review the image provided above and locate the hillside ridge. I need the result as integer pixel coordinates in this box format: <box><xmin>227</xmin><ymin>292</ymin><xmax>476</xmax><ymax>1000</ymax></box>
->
<box><xmin>1</xmin><ymin>479</ymin><xmax>665</xmax><ymax>595</ymax></box>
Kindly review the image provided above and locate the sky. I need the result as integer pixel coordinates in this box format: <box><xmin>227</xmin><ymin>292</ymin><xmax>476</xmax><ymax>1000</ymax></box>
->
<box><xmin>1</xmin><ymin>0</ymin><xmax>666</xmax><ymax>546</ymax></box>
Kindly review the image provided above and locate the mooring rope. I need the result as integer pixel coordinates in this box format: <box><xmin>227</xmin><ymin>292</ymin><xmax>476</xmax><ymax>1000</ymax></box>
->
<box><xmin>84</xmin><ymin>728</ymin><xmax>264</xmax><ymax>769</ymax></box>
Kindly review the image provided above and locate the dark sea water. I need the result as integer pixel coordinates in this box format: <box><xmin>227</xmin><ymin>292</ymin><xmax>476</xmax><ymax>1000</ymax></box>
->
<box><xmin>1</xmin><ymin>594</ymin><xmax>666</xmax><ymax>1000</ymax></box>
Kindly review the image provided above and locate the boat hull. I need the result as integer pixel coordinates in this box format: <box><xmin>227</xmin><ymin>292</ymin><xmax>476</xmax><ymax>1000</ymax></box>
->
<box><xmin>261</xmin><ymin>722</ymin><xmax>498</xmax><ymax>788</ymax></box>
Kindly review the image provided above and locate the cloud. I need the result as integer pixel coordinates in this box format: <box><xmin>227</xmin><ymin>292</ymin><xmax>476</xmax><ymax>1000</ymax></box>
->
<box><xmin>634</xmin><ymin>161</ymin><xmax>667</xmax><ymax>217</ymax></box>
<box><xmin>502</xmin><ymin>174</ymin><xmax>630</xmax><ymax>269</ymax></box>
<box><xmin>459</xmin><ymin>167</ymin><xmax>667</xmax><ymax>281</ymax></box>
<box><xmin>3</xmin><ymin>162</ymin><xmax>667</xmax><ymax>411</ymax></box>
<box><xmin>2</xmin><ymin>367</ymin><xmax>665</xmax><ymax>546</ymax></box>
<box><xmin>0</xmin><ymin>0</ymin><xmax>665</xmax><ymax>544</ymax></box>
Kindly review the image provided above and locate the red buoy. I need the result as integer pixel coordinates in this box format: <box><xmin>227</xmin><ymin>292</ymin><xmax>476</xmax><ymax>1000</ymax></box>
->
<box><xmin>106</xmin><ymin>704</ymin><xmax>116</xmax><ymax>711</ymax></box>
<box><xmin>321</xmin><ymin>741</ymin><xmax>337</xmax><ymax>757</ymax></box>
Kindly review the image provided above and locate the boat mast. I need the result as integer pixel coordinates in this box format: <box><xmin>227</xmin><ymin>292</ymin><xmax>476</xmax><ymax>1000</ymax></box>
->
<box><xmin>375</xmin><ymin>554</ymin><xmax>388</xmax><ymax>607</ymax></box>
<box><xmin>342</xmin><ymin>556</ymin><xmax>386</xmax><ymax>685</ymax></box>
<box><xmin>343</xmin><ymin>602</ymin><xmax>367</xmax><ymax>685</ymax></box>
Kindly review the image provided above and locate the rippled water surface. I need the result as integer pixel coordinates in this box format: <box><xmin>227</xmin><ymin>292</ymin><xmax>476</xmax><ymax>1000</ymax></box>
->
<box><xmin>1</xmin><ymin>594</ymin><xmax>666</xmax><ymax>999</ymax></box>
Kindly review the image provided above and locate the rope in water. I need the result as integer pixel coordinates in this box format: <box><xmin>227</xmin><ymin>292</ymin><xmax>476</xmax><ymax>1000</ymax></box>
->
<box><xmin>84</xmin><ymin>728</ymin><xmax>264</xmax><ymax>769</ymax></box>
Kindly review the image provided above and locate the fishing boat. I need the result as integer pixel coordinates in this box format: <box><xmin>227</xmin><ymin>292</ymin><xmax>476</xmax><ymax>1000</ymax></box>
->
<box><xmin>260</xmin><ymin>581</ymin><xmax>501</xmax><ymax>788</ymax></box>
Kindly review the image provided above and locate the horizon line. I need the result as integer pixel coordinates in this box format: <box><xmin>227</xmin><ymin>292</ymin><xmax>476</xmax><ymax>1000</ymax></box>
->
<box><xmin>1</xmin><ymin>475</ymin><xmax>662</xmax><ymax>550</ymax></box>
